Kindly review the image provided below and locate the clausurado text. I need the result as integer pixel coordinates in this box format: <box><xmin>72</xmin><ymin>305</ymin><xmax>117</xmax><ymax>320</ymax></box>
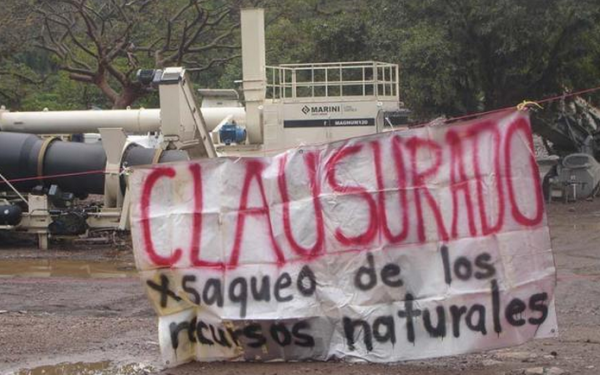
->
<box><xmin>130</xmin><ymin>110</ymin><xmax>557</xmax><ymax>366</ymax></box>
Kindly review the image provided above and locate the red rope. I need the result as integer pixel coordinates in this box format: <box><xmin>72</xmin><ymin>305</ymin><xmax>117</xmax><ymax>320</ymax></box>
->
<box><xmin>0</xmin><ymin>169</ymin><xmax>121</xmax><ymax>185</ymax></box>
<box><xmin>535</xmin><ymin>86</ymin><xmax>600</xmax><ymax>105</ymax></box>
<box><xmin>413</xmin><ymin>84</ymin><xmax>600</xmax><ymax>126</ymax></box>
<box><xmin>2</xmin><ymin>84</ymin><xmax>600</xmax><ymax>184</ymax></box>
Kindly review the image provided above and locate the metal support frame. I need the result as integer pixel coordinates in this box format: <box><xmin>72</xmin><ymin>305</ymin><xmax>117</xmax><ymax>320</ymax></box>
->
<box><xmin>99</xmin><ymin>128</ymin><xmax>127</xmax><ymax>209</ymax></box>
<box><xmin>0</xmin><ymin>172</ymin><xmax>28</xmax><ymax>206</ymax></box>
<box><xmin>20</xmin><ymin>195</ymin><xmax>51</xmax><ymax>250</ymax></box>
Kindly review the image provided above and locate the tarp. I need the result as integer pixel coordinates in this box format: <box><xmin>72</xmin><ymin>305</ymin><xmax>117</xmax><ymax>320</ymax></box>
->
<box><xmin>129</xmin><ymin>110</ymin><xmax>557</xmax><ymax>366</ymax></box>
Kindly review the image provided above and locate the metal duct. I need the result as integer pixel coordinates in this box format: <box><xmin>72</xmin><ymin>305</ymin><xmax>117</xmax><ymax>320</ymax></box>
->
<box><xmin>0</xmin><ymin>132</ymin><xmax>188</xmax><ymax>197</ymax></box>
<box><xmin>0</xmin><ymin>107</ymin><xmax>246</xmax><ymax>134</ymax></box>
<box><xmin>0</xmin><ymin>109</ymin><xmax>161</xmax><ymax>134</ymax></box>
<box><xmin>241</xmin><ymin>8</ymin><xmax>266</xmax><ymax>144</ymax></box>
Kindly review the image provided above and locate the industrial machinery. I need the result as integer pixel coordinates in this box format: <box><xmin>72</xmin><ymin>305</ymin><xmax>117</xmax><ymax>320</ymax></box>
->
<box><xmin>0</xmin><ymin>67</ymin><xmax>216</xmax><ymax>248</ymax></box>
<box><xmin>533</xmin><ymin>97</ymin><xmax>600</xmax><ymax>201</ymax></box>
<box><xmin>0</xmin><ymin>8</ymin><xmax>406</xmax><ymax>249</ymax></box>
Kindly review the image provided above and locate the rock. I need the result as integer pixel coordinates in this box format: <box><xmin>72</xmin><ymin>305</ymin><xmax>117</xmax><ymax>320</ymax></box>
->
<box><xmin>497</xmin><ymin>351</ymin><xmax>536</xmax><ymax>360</ymax></box>
<box><xmin>483</xmin><ymin>359</ymin><xmax>503</xmax><ymax>366</ymax></box>
<box><xmin>546</xmin><ymin>367</ymin><xmax>568</xmax><ymax>375</ymax></box>
<box><xmin>523</xmin><ymin>368</ymin><xmax>544</xmax><ymax>375</ymax></box>
<box><xmin>523</xmin><ymin>367</ymin><xmax>568</xmax><ymax>375</ymax></box>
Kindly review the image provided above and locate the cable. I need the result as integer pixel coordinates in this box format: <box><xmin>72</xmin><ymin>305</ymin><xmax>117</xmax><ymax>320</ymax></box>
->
<box><xmin>0</xmin><ymin>169</ymin><xmax>119</xmax><ymax>186</ymax></box>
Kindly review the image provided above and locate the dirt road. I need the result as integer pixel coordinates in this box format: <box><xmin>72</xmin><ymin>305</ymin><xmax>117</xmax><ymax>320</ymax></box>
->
<box><xmin>1</xmin><ymin>202</ymin><xmax>600</xmax><ymax>375</ymax></box>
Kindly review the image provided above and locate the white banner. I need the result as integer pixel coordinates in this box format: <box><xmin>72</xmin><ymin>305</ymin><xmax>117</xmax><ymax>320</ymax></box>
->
<box><xmin>129</xmin><ymin>110</ymin><xmax>557</xmax><ymax>366</ymax></box>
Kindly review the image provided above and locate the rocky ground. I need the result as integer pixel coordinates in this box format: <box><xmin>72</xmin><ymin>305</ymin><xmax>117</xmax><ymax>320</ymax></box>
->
<box><xmin>1</xmin><ymin>201</ymin><xmax>600</xmax><ymax>375</ymax></box>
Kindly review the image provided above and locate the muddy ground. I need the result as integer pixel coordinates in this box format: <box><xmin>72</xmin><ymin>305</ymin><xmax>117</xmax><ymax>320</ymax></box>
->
<box><xmin>1</xmin><ymin>202</ymin><xmax>600</xmax><ymax>375</ymax></box>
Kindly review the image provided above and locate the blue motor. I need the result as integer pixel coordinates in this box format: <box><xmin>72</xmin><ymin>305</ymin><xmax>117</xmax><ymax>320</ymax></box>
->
<box><xmin>219</xmin><ymin>123</ymin><xmax>247</xmax><ymax>146</ymax></box>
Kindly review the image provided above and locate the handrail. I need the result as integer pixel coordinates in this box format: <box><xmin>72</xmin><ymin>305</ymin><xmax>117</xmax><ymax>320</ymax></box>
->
<box><xmin>273</xmin><ymin>81</ymin><xmax>396</xmax><ymax>86</ymax></box>
<box><xmin>265</xmin><ymin>61</ymin><xmax>400</xmax><ymax>101</ymax></box>
<box><xmin>277</xmin><ymin>61</ymin><xmax>394</xmax><ymax>67</ymax></box>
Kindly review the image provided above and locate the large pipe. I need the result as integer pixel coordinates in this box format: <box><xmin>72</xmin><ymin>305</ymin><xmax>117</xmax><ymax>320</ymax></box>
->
<box><xmin>0</xmin><ymin>132</ymin><xmax>188</xmax><ymax>197</ymax></box>
<box><xmin>202</xmin><ymin>107</ymin><xmax>246</xmax><ymax>130</ymax></box>
<box><xmin>0</xmin><ymin>107</ymin><xmax>246</xmax><ymax>134</ymax></box>
<box><xmin>1</xmin><ymin>109</ymin><xmax>160</xmax><ymax>134</ymax></box>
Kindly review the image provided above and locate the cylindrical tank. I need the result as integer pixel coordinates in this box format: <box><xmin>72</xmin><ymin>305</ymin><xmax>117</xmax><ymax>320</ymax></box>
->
<box><xmin>0</xmin><ymin>109</ymin><xmax>161</xmax><ymax>134</ymax></box>
<box><xmin>0</xmin><ymin>107</ymin><xmax>246</xmax><ymax>134</ymax></box>
<box><xmin>0</xmin><ymin>204</ymin><xmax>22</xmax><ymax>225</ymax></box>
<box><xmin>0</xmin><ymin>132</ymin><xmax>188</xmax><ymax>196</ymax></box>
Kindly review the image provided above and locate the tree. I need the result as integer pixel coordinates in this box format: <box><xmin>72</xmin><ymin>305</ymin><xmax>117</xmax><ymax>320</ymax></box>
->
<box><xmin>0</xmin><ymin>1</ymin><xmax>36</xmax><ymax>59</ymax></box>
<box><xmin>36</xmin><ymin>0</ymin><xmax>257</xmax><ymax>108</ymax></box>
<box><xmin>369</xmin><ymin>0</ymin><xmax>600</xmax><ymax>119</ymax></box>
<box><xmin>262</xmin><ymin>0</ymin><xmax>367</xmax><ymax>64</ymax></box>
<box><xmin>4</xmin><ymin>0</ymin><xmax>600</xmax><ymax>117</ymax></box>
<box><xmin>0</xmin><ymin>0</ymin><xmax>41</xmax><ymax>107</ymax></box>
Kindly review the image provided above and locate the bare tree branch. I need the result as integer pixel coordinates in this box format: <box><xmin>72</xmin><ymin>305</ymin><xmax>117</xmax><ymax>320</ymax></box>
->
<box><xmin>186</xmin><ymin>53</ymin><xmax>242</xmax><ymax>72</ymax></box>
<box><xmin>0</xmin><ymin>71</ymin><xmax>48</xmax><ymax>85</ymax></box>
<box><xmin>68</xmin><ymin>72</ymin><xmax>94</xmax><ymax>83</ymax></box>
<box><xmin>36</xmin><ymin>0</ymin><xmax>243</xmax><ymax>108</ymax></box>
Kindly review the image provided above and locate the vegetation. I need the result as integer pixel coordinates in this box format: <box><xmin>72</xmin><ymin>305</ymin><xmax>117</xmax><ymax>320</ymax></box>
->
<box><xmin>1</xmin><ymin>0</ymin><xmax>599</xmax><ymax>119</ymax></box>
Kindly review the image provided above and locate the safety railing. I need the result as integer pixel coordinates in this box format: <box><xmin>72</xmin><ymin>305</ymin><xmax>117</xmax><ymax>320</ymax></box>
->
<box><xmin>265</xmin><ymin>61</ymin><xmax>399</xmax><ymax>101</ymax></box>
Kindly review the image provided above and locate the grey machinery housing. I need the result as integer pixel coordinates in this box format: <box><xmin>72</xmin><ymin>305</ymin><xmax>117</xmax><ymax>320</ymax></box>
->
<box><xmin>533</xmin><ymin>97</ymin><xmax>600</xmax><ymax>201</ymax></box>
<box><xmin>550</xmin><ymin>153</ymin><xmax>600</xmax><ymax>201</ymax></box>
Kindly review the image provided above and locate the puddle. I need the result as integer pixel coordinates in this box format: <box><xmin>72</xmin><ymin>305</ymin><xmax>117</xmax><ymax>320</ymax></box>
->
<box><xmin>0</xmin><ymin>259</ymin><xmax>137</xmax><ymax>279</ymax></box>
<box><xmin>11</xmin><ymin>361</ymin><xmax>155</xmax><ymax>375</ymax></box>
